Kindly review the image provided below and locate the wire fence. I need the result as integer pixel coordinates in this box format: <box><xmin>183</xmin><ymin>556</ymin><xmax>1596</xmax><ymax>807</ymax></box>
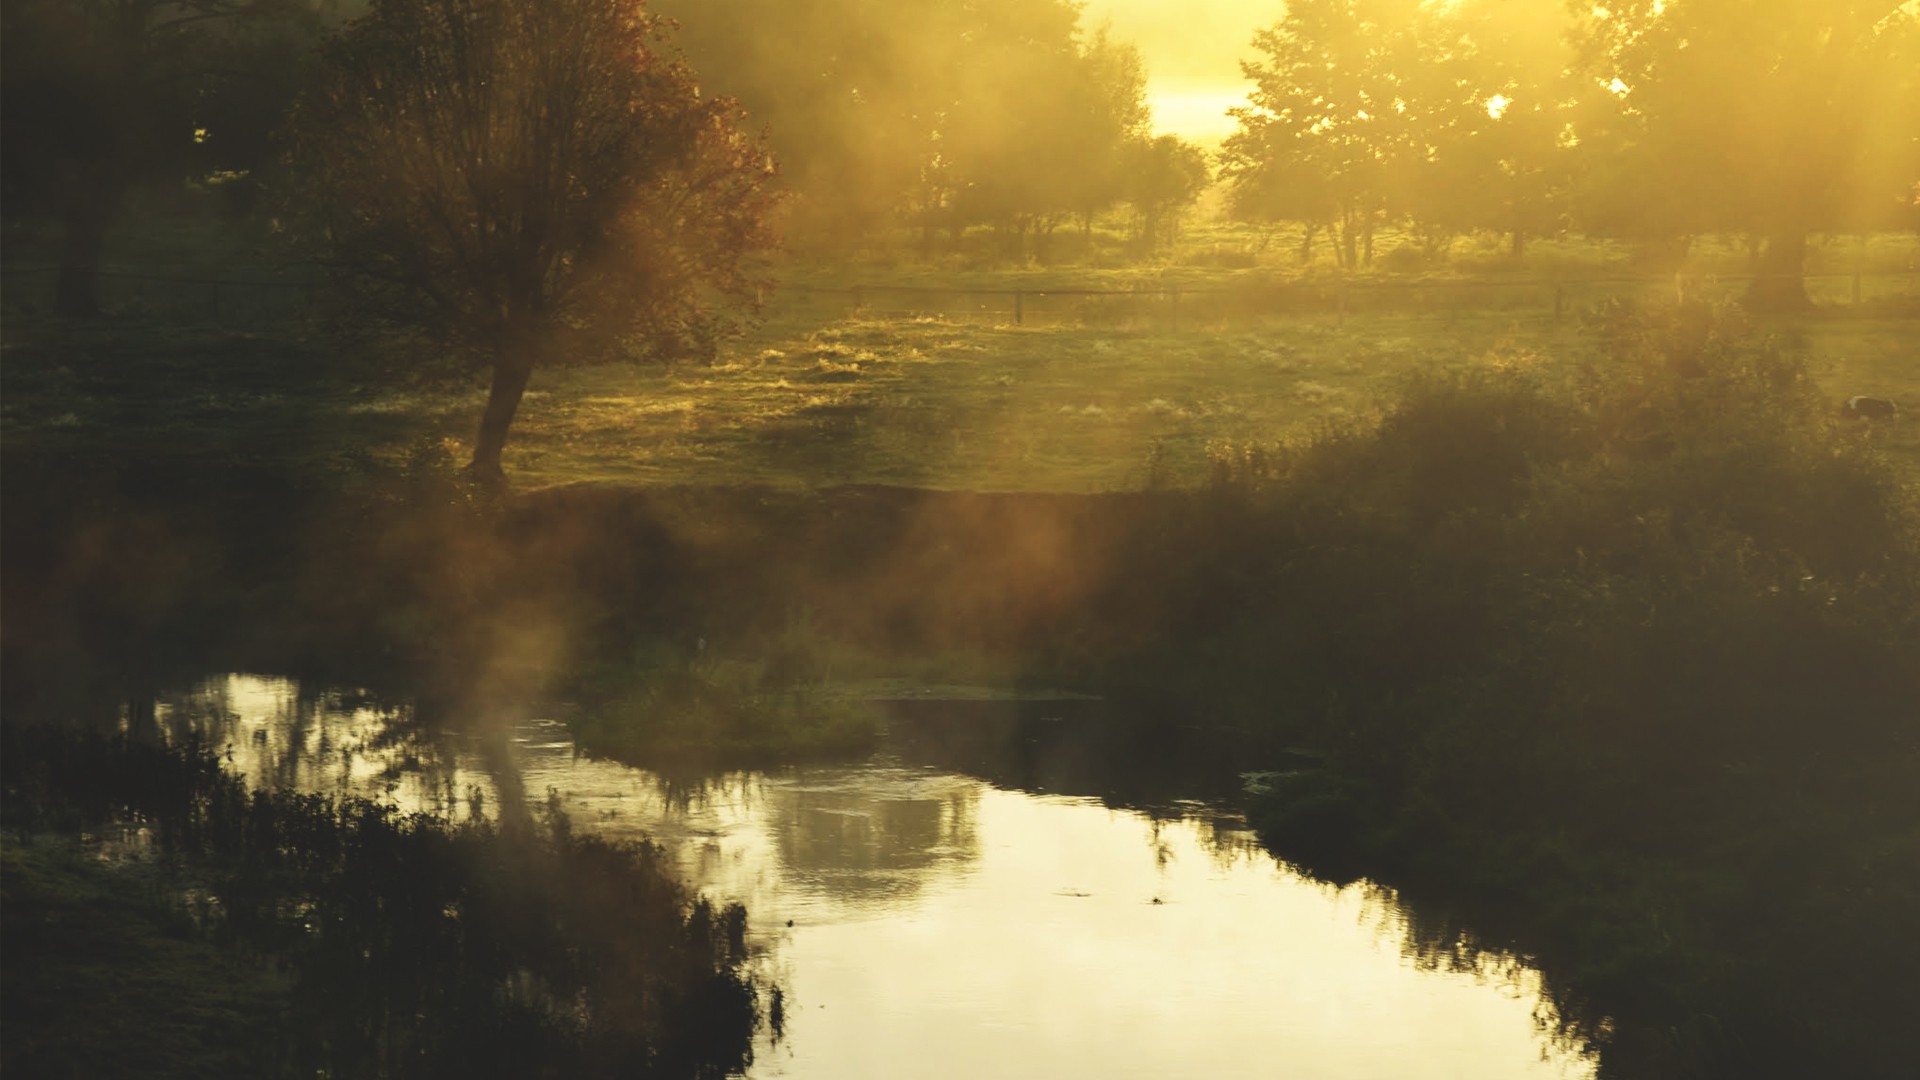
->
<box><xmin>780</xmin><ymin>270</ymin><xmax>1920</xmax><ymax>329</ymax></box>
<box><xmin>5</xmin><ymin>263</ymin><xmax>1916</xmax><ymax>329</ymax></box>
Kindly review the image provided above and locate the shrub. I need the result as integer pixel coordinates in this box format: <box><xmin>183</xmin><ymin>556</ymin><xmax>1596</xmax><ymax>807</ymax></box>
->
<box><xmin>1</xmin><ymin>727</ymin><xmax>763</xmax><ymax>1079</ymax></box>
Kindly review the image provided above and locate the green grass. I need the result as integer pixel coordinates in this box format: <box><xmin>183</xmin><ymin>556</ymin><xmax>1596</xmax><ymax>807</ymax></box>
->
<box><xmin>1</xmin><ymin>730</ymin><xmax>764</xmax><ymax>1080</ymax></box>
<box><xmin>5</xmin><ymin>207</ymin><xmax>1916</xmax><ymax>496</ymax></box>
<box><xmin>1114</xmin><ymin>306</ymin><xmax>1920</xmax><ymax>1077</ymax></box>
<box><xmin>7</xmin><ymin>297</ymin><xmax>1915</xmax><ymax>493</ymax></box>
<box><xmin>477</xmin><ymin>307</ymin><xmax>1920</xmax><ymax>491</ymax></box>
<box><xmin>1</xmin><ymin>841</ymin><xmax>284</xmax><ymax>1080</ymax></box>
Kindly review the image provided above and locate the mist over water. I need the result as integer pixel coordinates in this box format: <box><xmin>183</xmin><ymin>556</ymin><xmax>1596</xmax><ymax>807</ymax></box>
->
<box><xmin>162</xmin><ymin>673</ymin><xmax>1594</xmax><ymax>1080</ymax></box>
<box><xmin>4</xmin><ymin>0</ymin><xmax>1915</xmax><ymax>1074</ymax></box>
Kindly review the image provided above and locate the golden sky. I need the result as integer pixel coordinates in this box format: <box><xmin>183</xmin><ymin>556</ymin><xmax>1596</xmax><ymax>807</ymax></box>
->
<box><xmin>1080</xmin><ymin>0</ymin><xmax>1272</xmax><ymax>142</ymax></box>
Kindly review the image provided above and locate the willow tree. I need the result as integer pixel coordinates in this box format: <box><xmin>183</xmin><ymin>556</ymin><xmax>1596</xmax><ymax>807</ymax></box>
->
<box><xmin>287</xmin><ymin>0</ymin><xmax>779</xmax><ymax>482</ymax></box>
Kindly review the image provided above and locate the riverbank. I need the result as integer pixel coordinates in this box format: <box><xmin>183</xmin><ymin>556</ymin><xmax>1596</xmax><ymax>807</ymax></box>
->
<box><xmin>1140</xmin><ymin>305</ymin><xmax>1920</xmax><ymax>1077</ymax></box>
<box><xmin>0</xmin><ymin>727</ymin><xmax>762</xmax><ymax>1080</ymax></box>
<box><xmin>5</xmin><ymin>301</ymin><xmax>1917</xmax><ymax>1078</ymax></box>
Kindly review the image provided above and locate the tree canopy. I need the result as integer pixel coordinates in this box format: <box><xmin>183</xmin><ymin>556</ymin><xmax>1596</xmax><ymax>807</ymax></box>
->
<box><xmin>1572</xmin><ymin>0</ymin><xmax>1920</xmax><ymax>302</ymax></box>
<box><xmin>1220</xmin><ymin>0</ymin><xmax>1920</xmax><ymax>284</ymax></box>
<box><xmin>285</xmin><ymin>0</ymin><xmax>780</xmax><ymax>481</ymax></box>
<box><xmin>657</xmin><ymin>0</ymin><xmax>1168</xmax><ymax>258</ymax></box>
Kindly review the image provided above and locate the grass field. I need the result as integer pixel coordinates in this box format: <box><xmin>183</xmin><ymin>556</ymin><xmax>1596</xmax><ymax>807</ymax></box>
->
<box><xmin>5</xmin><ymin>209</ymin><xmax>1917</xmax><ymax>494</ymax></box>
<box><xmin>495</xmin><ymin>302</ymin><xmax>1920</xmax><ymax>490</ymax></box>
<box><xmin>5</xmin><ymin>299</ymin><xmax>1916</xmax><ymax>493</ymax></box>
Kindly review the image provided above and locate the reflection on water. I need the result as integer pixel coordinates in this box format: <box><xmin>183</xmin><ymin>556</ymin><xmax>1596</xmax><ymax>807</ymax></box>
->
<box><xmin>158</xmin><ymin>674</ymin><xmax>1593</xmax><ymax>1080</ymax></box>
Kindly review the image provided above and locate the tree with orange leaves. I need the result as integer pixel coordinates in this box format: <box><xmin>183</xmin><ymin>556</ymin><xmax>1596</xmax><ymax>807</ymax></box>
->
<box><xmin>285</xmin><ymin>0</ymin><xmax>780</xmax><ymax>483</ymax></box>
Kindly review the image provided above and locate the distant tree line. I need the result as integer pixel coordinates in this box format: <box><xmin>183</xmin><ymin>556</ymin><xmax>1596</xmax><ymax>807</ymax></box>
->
<box><xmin>4</xmin><ymin>0</ymin><xmax>1915</xmax><ymax>479</ymax></box>
<box><xmin>1218</xmin><ymin>0</ymin><xmax>1920</xmax><ymax>306</ymax></box>
<box><xmin>654</xmin><ymin>0</ymin><xmax>1210</xmax><ymax>261</ymax></box>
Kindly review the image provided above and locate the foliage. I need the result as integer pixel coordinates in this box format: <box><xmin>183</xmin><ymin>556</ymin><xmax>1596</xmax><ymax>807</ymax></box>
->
<box><xmin>1569</xmin><ymin>0</ymin><xmax>1920</xmax><ymax>300</ymax></box>
<box><xmin>2</xmin><ymin>841</ymin><xmax>281</xmax><ymax>1080</ymax></box>
<box><xmin>283</xmin><ymin>0</ymin><xmax>781</xmax><ymax>478</ymax></box>
<box><xmin>659</xmin><ymin>0</ymin><xmax>1162</xmax><ymax>259</ymax></box>
<box><xmin>1222</xmin><ymin>0</ymin><xmax>1481</xmax><ymax>268</ymax></box>
<box><xmin>1123</xmin><ymin>135</ymin><xmax>1210</xmax><ymax>252</ymax></box>
<box><xmin>1</xmin><ymin>727</ymin><xmax>762</xmax><ymax>1079</ymax></box>
<box><xmin>1124</xmin><ymin>300</ymin><xmax>1920</xmax><ymax>1077</ymax></box>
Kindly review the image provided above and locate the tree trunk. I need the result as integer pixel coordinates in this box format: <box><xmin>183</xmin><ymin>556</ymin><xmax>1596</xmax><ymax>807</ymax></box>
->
<box><xmin>55</xmin><ymin>208</ymin><xmax>109</xmax><ymax>319</ymax></box>
<box><xmin>1298</xmin><ymin>223</ymin><xmax>1317</xmax><ymax>265</ymax></box>
<box><xmin>468</xmin><ymin>330</ymin><xmax>539</xmax><ymax>485</ymax></box>
<box><xmin>1510</xmin><ymin>227</ymin><xmax>1526</xmax><ymax>259</ymax></box>
<box><xmin>1141</xmin><ymin>210</ymin><xmax>1161</xmax><ymax>254</ymax></box>
<box><xmin>1035</xmin><ymin>219</ymin><xmax>1056</xmax><ymax>264</ymax></box>
<box><xmin>1747</xmin><ymin>233</ymin><xmax>1810</xmax><ymax>309</ymax></box>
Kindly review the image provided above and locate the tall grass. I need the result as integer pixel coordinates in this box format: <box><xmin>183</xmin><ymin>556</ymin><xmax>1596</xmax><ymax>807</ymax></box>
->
<box><xmin>1</xmin><ymin>726</ymin><xmax>763</xmax><ymax>1080</ymax></box>
<box><xmin>1132</xmin><ymin>299</ymin><xmax>1920</xmax><ymax>1077</ymax></box>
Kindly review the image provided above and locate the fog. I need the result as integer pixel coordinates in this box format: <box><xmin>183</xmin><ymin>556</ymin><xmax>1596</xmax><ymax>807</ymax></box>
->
<box><xmin>3</xmin><ymin>0</ymin><xmax>1918</xmax><ymax>1078</ymax></box>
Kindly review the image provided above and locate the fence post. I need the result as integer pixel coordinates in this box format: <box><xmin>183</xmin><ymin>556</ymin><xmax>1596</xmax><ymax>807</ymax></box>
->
<box><xmin>1854</xmin><ymin>233</ymin><xmax>1866</xmax><ymax>307</ymax></box>
<box><xmin>1014</xmin><ymin>290</ymin><xmax>1024</xmax><ymax>326</ymax></box>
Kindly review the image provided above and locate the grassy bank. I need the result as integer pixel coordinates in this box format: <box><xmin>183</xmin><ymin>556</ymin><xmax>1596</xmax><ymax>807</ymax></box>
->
<box><xmin>1</xmin><ymin>841</ymin><xmax>281</xmax><ymax>1079</ymax></box>
<box><xmin>6</xmin><ymin>262</ymin><xmax>1916</xmax><ymax>494</ymax></box>
<box><xmin>1102</xmin><ymin>301</ymin><xmax>1920</xmax><ymax>1078</ymax></box>
<box><xmin>7</xmin><ymin>215</ymin><xmax>1920</xmax><ymax>1078</ymax></box>
<box><xmin>0</xmin><ymin>728</ymin><xmax>764</xmax><ymax>1079</ymax></box>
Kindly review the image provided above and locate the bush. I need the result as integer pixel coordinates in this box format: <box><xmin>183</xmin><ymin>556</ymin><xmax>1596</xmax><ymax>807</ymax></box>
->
<box><xmin>1143</xmin><ymin>299</ymin><xmax>1920</xmax><ymax>1078</ymax></box>
<box><xmin>566</xmin><ymin>625</ymin><xmax>882</xmax><ymax>768</ymax></box>
<box><xmin>1</xmin><ymin>727</ymin><xmax>763</xmax><ymax>1079</ymax></box>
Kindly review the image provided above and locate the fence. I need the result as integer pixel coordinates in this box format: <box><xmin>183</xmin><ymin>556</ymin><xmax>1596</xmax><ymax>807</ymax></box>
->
<box><xmin>5</xmin><ymin>263</ymin><xmax>1915</xmax><ymax>329</ymax></box>
<box><xmin>780</xmin><ymin>270</ymin><xmax>1920</xmax><ymax>330</ymax></box>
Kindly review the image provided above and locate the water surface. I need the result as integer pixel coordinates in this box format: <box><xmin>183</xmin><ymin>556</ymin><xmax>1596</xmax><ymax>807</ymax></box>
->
<box><xmin>156</xmin><ymin>674</ymin><xmax>1593</xmax><ymax>1080</ymax></box>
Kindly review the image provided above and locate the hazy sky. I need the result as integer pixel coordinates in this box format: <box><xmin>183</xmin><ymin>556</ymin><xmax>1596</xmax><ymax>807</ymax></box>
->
<box><xmin>1080</xmin><ymin>0</ymin><xmax>1272</xmax><ymax>141</ymax></box>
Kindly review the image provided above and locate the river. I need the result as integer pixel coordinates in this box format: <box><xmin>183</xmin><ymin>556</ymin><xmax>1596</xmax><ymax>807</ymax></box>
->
<box><xmin>147</xmin><ymin>673</ymin><xmax>1594</xmax><ymax>1080</ymax></box>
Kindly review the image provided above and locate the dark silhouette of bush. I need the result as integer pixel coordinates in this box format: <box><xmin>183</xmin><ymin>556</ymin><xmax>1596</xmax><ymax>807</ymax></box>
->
<box><xmin>1</xmin><ymin>727</ymin><xmax>763</xmax><ymax>1080</ymax></box>
<box><xmin>1106</xmin><ymin>300</ymin><xmax>1919</xmax><ymax>1078</ymax></box>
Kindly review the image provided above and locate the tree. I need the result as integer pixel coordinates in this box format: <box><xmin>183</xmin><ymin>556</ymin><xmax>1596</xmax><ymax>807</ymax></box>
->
<box><xmin>1424</xmin><ymin>0</ymin><xmax>1577</xmax><ymax>258</ymax></box>
<box><xmin>940</xmin><ymin>0</ymin><xmax>1150</xmax><ymax>260</ymax></box>
<box><xmin>285</xmin><ymin>0</ymin><xmax>780</xmax><ymax>482</ymax></box>
<box><xmin>1122</xmin><ymin>135</ymin><xmax>1209</xmax><ymax>253</ymax></box>
<box><xmin>1221</xmin><ymin>0</ymin><xmax>1465</xmax><ymax>270</ymax></box>
<box><xmin>1573</xmin><ymin>0</ymin><xmax>1920</xmax><ymax>306</ymax></box>
<box><xmin>655</xmin><ymin>0</ymin><xmax>962</xmax><ymax>248</ymax></box>
<box><xmin>0</xmin><ymin>0</ymin><xmax>314</xmax><ymax>316</ymax></box>
<box><xmin>1064</xmin><ymin>27</ymin><xmax>1152</xmax><ymax>249</ymax></box>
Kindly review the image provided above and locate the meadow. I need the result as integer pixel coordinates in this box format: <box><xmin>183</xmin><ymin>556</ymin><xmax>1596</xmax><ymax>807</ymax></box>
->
<box><xmin>7</xmin><ymin>222</ymin><xmax>1920</xmax><ymax>1079</ymax></box>
<box><xmin>6</xmin><ymin>231</ymin><xmax>1916</xmax><ymax>494</ymax></box>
